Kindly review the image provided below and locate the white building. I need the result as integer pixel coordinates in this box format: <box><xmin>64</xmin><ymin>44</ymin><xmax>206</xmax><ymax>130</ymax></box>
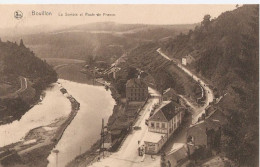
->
<box><xmin>144</xmin><ymin>101</ymin><xmax>185</xmax><ymax>154</ymax></box>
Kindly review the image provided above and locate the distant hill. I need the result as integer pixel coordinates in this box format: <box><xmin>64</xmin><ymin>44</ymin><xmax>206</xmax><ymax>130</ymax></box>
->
<box><xmin>162</xmin><ymin>5</ymin><xmax>259</xmax><ymax>166</ymax></box>
<box><xmin>1</xmin><ymin>22</ymin><xmax>196</xmax><ymax>66</ymax></box>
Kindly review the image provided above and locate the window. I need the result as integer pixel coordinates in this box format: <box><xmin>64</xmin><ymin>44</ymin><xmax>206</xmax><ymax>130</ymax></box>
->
<box><xmin>156</xmin><ymin>123</ymin><xmax>160</xmax><ymax>128</ymax></box>
<box><xmin>151</xmin><ymin>122</ymin><xmax>154</xmax><ymax>128</ymax></box>
<box><xmin>162</xmin><ymin>123</ymin><xmax>165</xmax><ymax>129</ymax></box>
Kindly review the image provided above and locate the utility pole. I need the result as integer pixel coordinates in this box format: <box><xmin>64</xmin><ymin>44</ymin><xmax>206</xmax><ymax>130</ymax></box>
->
<box><xmin>53</xmin><ymin>149</ymin><xmax>59</xmax><ymax>167</ymax></box>
<box><xmin>100</xmin><ymin>118</ymin><xmax>106</xmax><ymax>159</ymax></box>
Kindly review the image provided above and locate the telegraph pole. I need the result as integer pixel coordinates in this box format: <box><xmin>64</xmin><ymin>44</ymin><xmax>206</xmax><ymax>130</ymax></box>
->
<box><xmin>100</xmin><ymin>118</ymin><xmax>106</xmax><ymax>159</ymax></box>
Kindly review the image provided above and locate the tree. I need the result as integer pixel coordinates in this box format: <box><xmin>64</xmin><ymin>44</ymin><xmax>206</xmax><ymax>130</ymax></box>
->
<box><xmin>19</xmin><ymin>39</ymin><xmax>25</xmax><ymax>47</ymax></box>
<box><xmin>201</xmin><ymin>14</ymin><xmax>211</xmax><ymax>30</ymax></box>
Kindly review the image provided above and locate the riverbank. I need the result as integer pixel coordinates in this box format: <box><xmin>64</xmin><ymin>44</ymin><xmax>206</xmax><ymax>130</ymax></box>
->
<box><xmin>66</xmin><ymin>80</ymin><xmax>150</xmax><ymax>167</ymax></box>
<box><xmin>0</xmin><ymin>83</ymin><xmax>80</xmax><ymax>167</ymax></box>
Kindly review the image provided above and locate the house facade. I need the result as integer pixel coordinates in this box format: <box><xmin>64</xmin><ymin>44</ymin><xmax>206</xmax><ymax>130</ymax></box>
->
<box><xmin>144</xmin><ymin>101</ymin><xmax>185</xmax><ymax>154</ymax></box>
<box><xmin>126</xmin><ymin>78</ymin><xmax>148</xmax><ymax>102</ymax></box>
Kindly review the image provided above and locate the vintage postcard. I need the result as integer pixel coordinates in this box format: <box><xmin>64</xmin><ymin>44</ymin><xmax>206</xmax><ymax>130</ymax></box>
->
<box><xmin>0</xmin><ymin>4</ymin><xmax>259</xmax><ymax>167</ymax></box>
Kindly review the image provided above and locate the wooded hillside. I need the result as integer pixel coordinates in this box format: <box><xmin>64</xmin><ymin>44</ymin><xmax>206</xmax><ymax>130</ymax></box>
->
<box><xmin>162</xmin><ymin>5</ymin><xmax>259</xmax><ymax>166</ymax></box>
<box><xmin>0</xmin><ymin>39</ymin><xmax>57</xmax><ymax>124</ymax></box>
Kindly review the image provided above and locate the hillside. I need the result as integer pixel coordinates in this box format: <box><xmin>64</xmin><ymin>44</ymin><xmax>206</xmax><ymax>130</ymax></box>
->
<box><xmin>161</xmin><ymin>5</ymin><xmax>259</xmax><ymax>166</ymax></box>
<box><xmin>0</xmin><ymin>39</ymin><xmax>57</xmax><ymax>124</ymax></box>
<box><xmin>1</xmin><ymin>22</ymin><xmax>195</xmax><ymax>67</ymax></box>
<box><xmin>126</xmin><ymin>42</ymin><xmax>201</xmax><ymax>102</ymax></box>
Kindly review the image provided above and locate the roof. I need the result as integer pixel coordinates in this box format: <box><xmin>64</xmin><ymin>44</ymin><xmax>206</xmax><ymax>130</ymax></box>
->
<box><xmin>126</xmin><ymin>78</ymin><xmax>147</xmax><ymax>88</ymax></box>
<box><xmin>189</xmin><ymin>118</ymin><xmax>221</xmax><ymax>133</ymax></box>
<box><xmin>149</xmin><ymin>101</ymin><xmax>181</xmax><ymax>122</ymax></box>
<box><xmin>143</xmin><ymin>130</ymin><xmax>166</xmax><ymax>143</ymax></box>
<box><xmin>166</xmin><ymin>143</ymin><xmax>187</xmax><ymax>161</ymax></box>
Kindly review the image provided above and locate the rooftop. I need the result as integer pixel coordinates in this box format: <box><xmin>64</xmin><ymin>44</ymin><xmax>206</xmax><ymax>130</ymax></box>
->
<box><xmin>142</xmin><ymin>129</ymin><xmax>166</xmax><ymax>143</ymax></box>
<box><xmin>189</xmin><ymin>118</ymin><xmax>221</xmax><ymax>132</ymax></box>
<box><xmin>149</xmin><ymin>101</ymin><xmax>182</xmax><ymax>122</ymax></box>
<box><xmin>166</xmin><ymin>143</ymin><xmax>187</xmax><ymax>162</ymax></box>
<box><xmin>126</xmin><ymin>78</ymin><xmax>147</xmax><ymax>88</ymax></box>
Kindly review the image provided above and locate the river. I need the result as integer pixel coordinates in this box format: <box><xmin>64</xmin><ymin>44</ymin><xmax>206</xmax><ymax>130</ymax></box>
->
<box><xmin>47</xmin><ymin>79</ymin><xmax>115</xmax><ymax>167</ymax></box>
<box><xmin>0</xmin><ymin>83</ymin><xmax>71</xmax><ymax>147</ymax></box>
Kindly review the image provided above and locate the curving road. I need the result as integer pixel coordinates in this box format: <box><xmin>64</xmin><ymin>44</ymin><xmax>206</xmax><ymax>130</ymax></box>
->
<box><xmin>157</xmin><ymin>48</ymin><xmax>214</xmax><ymax>124</ymax></box>
<box><xmin>17</xmin><ymin>77</ymin><xmax>27</xmax><ymax>93</ymax></box>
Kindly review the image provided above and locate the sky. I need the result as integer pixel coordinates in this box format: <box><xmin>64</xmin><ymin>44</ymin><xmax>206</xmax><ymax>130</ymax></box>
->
<box><xmin>0</xmin><ymin>4</ymin><xmax>238</xmax><ymax>30</ymax></box>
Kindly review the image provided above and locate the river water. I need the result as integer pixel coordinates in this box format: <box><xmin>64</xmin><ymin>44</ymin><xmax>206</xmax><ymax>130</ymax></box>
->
<box><xmin>0</xmin><ymin>84</ymin><xmax>71</xmax><ymax>147</ymax></box>
<box><xmin>47</xmin><ymin>79</ymin><xmax>115</xmax><ymax>167</ymax></box>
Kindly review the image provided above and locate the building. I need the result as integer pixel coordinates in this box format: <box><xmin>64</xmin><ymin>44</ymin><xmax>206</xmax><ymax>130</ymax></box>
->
<box><xmin>162</xmin><ymin>88</ymin><xmax>179</xmax><ymax>103</ymax></box>
<box><xmin>163</xmin><ymin>143</ymin><xmax>188</xmax><ymax>167</ymax></box>
<box><xmin>144</xmin><ymin>101</ymin><xmax>185</xmax><ymax>154</ymax></box>
<box><xmin>104</xmin><ymin>66</ymin><xmax>121</xmax><ymax>79</ymax></box>
<box><xmin>126</xmin><ymin>78</ymin><xmax>148</xmax><ymax>102</ymax></box>
<box><xmin>182</xmin><ymin>54</ymin><xmax>195</xmax><ymax>66</ymax></box>
<box><xmin>187</xmin><ymin>108</ymin><xmax>227</xmax><ymax>154</ymax></box>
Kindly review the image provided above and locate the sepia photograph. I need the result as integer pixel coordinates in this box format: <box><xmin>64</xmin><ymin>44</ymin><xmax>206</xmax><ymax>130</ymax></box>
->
<box><xmin>0</xmin><ymin>3</ymin><xmax>259</xmax><ymax>167</ymax></box>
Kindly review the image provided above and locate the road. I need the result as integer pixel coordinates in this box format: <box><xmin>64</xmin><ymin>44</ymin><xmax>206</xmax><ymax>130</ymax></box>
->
<box><xmin>157</xmin><ymin>48</ymin><xmax>214</xmax><ymax>124</ymax></box>
<box><xmin>88</xmin><ymin>88</ymin><xmax>161</xmax><ymax>167</ymax></box>
<box><xmin>17</xmin><ymin>77</ymin><xmax>27</xmax><ymax>93</ymax></box>
<box><xmin>86</xmin><ymin>48</ymin><xmax>214</xmax><ymax>166</ymax></box>
<box><xmin>0</xmin><ymin>77</ymin><xmax>27</xmax><ymax>99</ymax></box>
